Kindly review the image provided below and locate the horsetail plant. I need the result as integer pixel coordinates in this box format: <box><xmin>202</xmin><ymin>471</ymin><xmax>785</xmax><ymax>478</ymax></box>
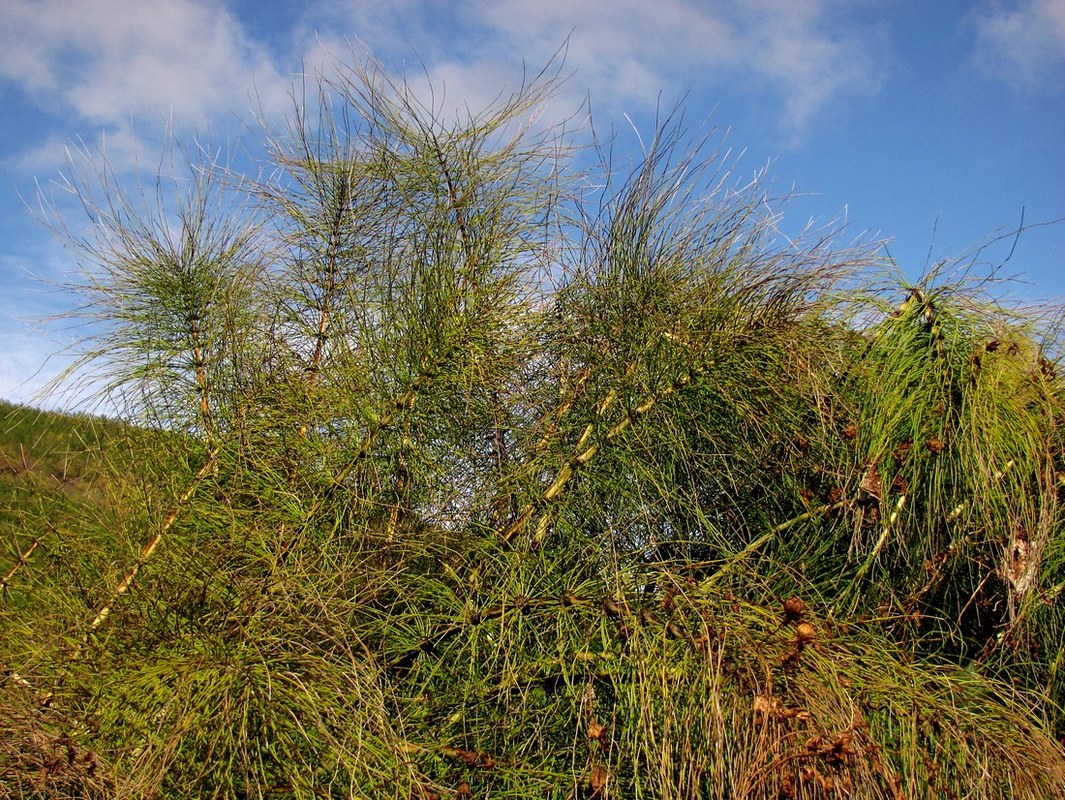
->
<box><xmin>3</xmin><ymin>49</ymin><xmax>1063</xmax><ymax>799</ymax></box>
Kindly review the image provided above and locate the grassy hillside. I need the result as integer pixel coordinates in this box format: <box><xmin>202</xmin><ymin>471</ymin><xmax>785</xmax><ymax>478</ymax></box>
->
<box><xmin>0</xmin><ymin>400</ymin><xmax>128</xmax><ymax>588</ymax></box>
<box><xmin>1</xmin><ymin>399</ymin><xmax>122</xmax><ymax>485</ymax></box>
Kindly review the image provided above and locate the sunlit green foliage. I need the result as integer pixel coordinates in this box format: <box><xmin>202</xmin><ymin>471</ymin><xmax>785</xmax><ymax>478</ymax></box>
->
<box><xmin>2</xmin><ymin>52</ymin><xmax>1063</xmax><ymax>799</ymax></box>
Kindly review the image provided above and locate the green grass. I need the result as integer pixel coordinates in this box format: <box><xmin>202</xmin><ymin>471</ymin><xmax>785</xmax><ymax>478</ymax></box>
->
<box><xmin>0</xmin><ymin>400</ymin><xmax>128</xmax><ymax>573</ymax></box>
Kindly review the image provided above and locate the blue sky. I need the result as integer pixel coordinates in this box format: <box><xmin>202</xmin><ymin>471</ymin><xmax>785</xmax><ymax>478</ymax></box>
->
<box><xmin>1</xmin><ymin>0</ymin><xmax>1063</xmax><ymax>407</ymax></box>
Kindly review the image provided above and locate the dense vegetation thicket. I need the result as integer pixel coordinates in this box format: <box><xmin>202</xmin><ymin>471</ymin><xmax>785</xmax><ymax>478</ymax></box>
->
<box><xmin>2</xmin><ymin>53</ymin><xmax>1064</xmax><ymax>798</ymax></box>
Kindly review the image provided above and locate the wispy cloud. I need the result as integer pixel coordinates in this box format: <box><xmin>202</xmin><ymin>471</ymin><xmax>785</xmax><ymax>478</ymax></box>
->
<box><xmin>0</xmin><ymin>0</ymin><xmax>885</xmax><ymax>166</ymax></box>
<box><xmin>0</xmin><ymin>0</ymin><xmax>291</xmax><ymax>169</ymax></box>
<box><xmin>968</xmin><ymin>0</ymin><xmax>1065</xmax><ymax>88</ymax></box>
<box><xmin>312</xmin><ymin>0</ymin><xmax>884</xmax><ymax>143</ymax></box>
<box><xmin>738</xmin><ymin>1</ymin><xmax>885</xmax><ymax>137</ymax></box>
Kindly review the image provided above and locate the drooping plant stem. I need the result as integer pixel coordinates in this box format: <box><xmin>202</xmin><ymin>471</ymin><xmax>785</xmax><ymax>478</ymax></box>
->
<box><xmin>85</xmin><ymin>448</ymin><xmax>218</xmax><ymax>637</ymax></box>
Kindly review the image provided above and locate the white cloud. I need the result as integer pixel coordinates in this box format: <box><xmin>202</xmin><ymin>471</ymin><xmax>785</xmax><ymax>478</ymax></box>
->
<box><xmin>969</xmin><ymin>0</ymin><xmax>1065</xmax><ymax>87</ymax></box>
<box><xmin>0</xmin><ymin>0</ymin><xmax>291</xmax><ymax>168</ymax></box>
<box><xmin>12</xmin><ymin>121</ymin><xmax>154</xmax><ymax>184</ymax></box>
<box><xmin>314</xmin><ymin>0</ymin><xmax>883</xmax><ymax>142</ymax></box>
<box><xmin>0</xmin><ymin>0</ymin><xmax>886</xmax><ymax>173</ymax></box>
<box><xmin>471</xmin><ymin>0</ymin><xmax>740</xmax><ymax>95</ymax></box>
<box><xmin>0</xmin><ymin>0</ymin><xmax>870</xmax><ymax>154</ymax></box>
<box><xmin>739</xmin><ymin>0</ymin><xmax>883</xmax><ymax>136</ymax></box>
